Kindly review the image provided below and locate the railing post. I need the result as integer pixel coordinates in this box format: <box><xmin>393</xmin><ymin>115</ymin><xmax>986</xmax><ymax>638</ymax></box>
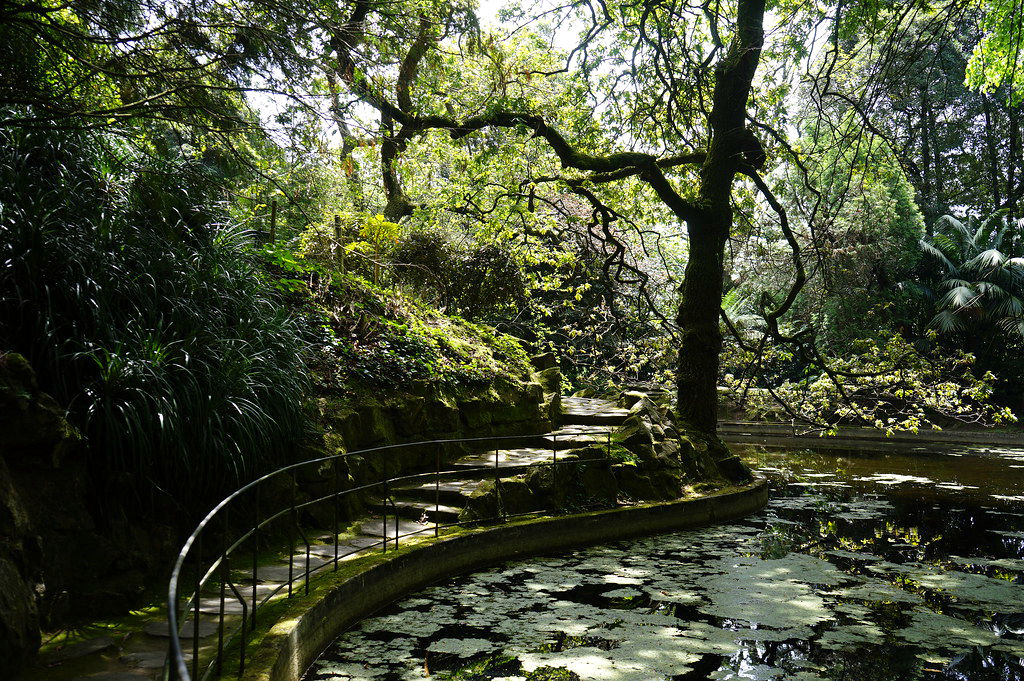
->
<box><xmin>434</xmin><ymin>447</ymin><xmax>440</xmax><ymax>538</ymax></box>
<box><xmin>192</xmin><ymin>535</ymin><xmax>202</xmax><ymax>681</ymax></box>
<box><xmin>216</xmin><ymin>510</ymin><xmax>230</xmax><ymax>676</ymax></box>
<box><xmin>251</xmin><ymin>485</ymin><xmax>259</xmax><ymax>628</ymax></box>
<box><xmin>333</xmin><ymin>459</ymin><xmax>340</xmax><ymax>570</ymax></box>
<box><xmin>168</xmin><ymin>585</ymin><xmax>180</xmax><ymax>681</ymax></box>
<box><xmin>288</xmin><ymin>473</ymin><xmax>296</xmax><ymax>597</ymax></box>
<box><xmin>382</xmin><ymin>474</ymin><xmax>388</xmax><ymax>554</ymax></box>
<box><xmin>494</xmin><ymin>447</ymin><xmax>503</xmax><ymax>521</ymax></box>
<box><xmin>225</xmin><ymin>577</ymin><xmax>248</xmax><ymax>679</ymax></box>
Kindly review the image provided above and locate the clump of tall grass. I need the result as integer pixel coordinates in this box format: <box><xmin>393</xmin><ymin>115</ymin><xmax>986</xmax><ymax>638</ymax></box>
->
<box><xmin>0</xmin><ymin>126</ymin><xmax>308</xmax><ymax>515</ymax></box>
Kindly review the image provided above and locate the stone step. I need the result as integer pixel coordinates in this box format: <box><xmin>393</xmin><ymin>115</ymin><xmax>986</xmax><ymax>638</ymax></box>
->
<box><xmin>561</xmin><ymin>396</ymin><xmax>630</xmax><ymax>427</ymax></box>
<box><xmin>143</xmin><ymin>620</ymin><xmax>218</xmax><ymax>639</ymax></box>
<box><xmin>197</xmin><ymin>581</ymin><xmax>288</xmax><ymax>615</ymax></box>
<box><xmin>251</xmin><ymin>558</ymin><xmax>328</xmax><ymax>584</ymax></box>
<box><xmin>370</xmin><ymin>499</ymin><xmax>461</xmax><ymax>523</ymax></box>
<box><xmin>562</xmin><ymin>409</ymin><xmax>630</xmax><ymax>426</ymax></box>
<box><xmin>357</xmin><ymin>516</ymin><xmax>436</xmax><ymax>540</ymax></box>
<box><xmin>392</xmin><ymin>479</ymin><xmax>482</xmax><ymax>505</ymax></box>
<box><xmin>120</xmin><ymin>648</ymin><xmax>189</xmax><ymax>671</ymax></box>
<box><xmin>48</xmin><ymin>635</ymin><xmax>118</xmax><ymax>663</ymax></box>
<box><xmin>561</xmin><ymin>396</ymin><xmax>619</xmax><ymax>410</ymax></box>
<box><xmin>539</xmin><ymin>426</ymin><xmax>613</xmax><ymax>450</ymax></box>
<box><xmin>305</xmin><ymin>536</ymin><xmax>384</xmax><ymax>557</ymax></box>
<box><xmin>453</xmin><ymin>446</ymin><xmax>559</xmax><ymax>469</ymax></box>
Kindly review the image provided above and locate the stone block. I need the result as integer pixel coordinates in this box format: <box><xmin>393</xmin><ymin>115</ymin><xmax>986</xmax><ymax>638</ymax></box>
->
<box><xmin>391</xmin><ymin>396</ymin><xmax>426</xmax><ymax>437</ymax></box>
<box><xmin>618</xmin><ymin>390</ymin><xmax>647</xmax><ymax>409</ymax></box>
<box><xmin>530</xmin><ymin>352</ymin><xmax>558</xmax><ymax>371</ymax></box>
<box><xmin>613</xmin><ymin>465</ymin><xmax>682</xmax><ymax>501</ymax></box>
<box><xmin>356</xmin><ymin>405</ymin><xmax>395</xmax><ymax>445</ymax></box>
<box><xmin>458</xmin><ymin>400</ymin><xmax>493</xmax><ymax>430</ymax></box>
<box><xmin>533</xmin><ymin>366</ymin><xmax>561</xmax><ymax>394</ymax></box>
<box><xmin>616</xmin><ymin>415</ymin><xmax>655</xmax><ymax>461</ymax></box>
<box><xmin>424</xmin><ymin>399</ymin><xmax>460</xmax><ymax>433</ymax></box>
<box><xmin>0</xmin><ymin>557</ymin><xmax>39</xmax><ymax>678</ymax></box>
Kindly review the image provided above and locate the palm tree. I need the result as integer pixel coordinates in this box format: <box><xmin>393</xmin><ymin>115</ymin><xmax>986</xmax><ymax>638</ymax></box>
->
<box><xmin>919</xmin><ymin>214</ymin><xmax>1024</xmax><ymax>354</ymax></box>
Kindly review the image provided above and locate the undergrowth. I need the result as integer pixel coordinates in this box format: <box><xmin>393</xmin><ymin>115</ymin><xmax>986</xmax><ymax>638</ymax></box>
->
<box><xmin>0</xmin><ymin>127</ymin><xmax>308</xmax><ymax>514</ymax></box>
<box><xmin>261</xmin><ymin>240</ymin><xmax>536</xmax><ymax>401</ymax></box>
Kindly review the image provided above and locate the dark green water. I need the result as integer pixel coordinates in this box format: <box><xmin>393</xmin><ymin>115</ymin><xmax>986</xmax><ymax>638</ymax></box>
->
<box><xmin>306</xmin><ymin>445</ymin><xmax>1024</xmax><ymax>681</ymax></box>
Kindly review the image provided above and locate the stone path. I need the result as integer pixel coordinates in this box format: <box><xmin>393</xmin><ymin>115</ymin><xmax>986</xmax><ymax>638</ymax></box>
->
<box><xmin>32</xmin><ymin>397</ymin><xmax>624</xmax><ymax>681</ymax></box>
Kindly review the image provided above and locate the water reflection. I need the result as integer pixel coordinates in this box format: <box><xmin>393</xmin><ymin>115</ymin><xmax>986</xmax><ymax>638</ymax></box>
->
<box><xmin>307</xmin><ymin>445</ymin><xmax>1024</xmax><ymax>681</ymax></box>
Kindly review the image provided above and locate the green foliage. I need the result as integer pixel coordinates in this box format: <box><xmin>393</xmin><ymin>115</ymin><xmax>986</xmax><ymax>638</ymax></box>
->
<box><xmin>792</xmin><ymin>127</ymin><xmax>925</xmax><ymax>349</ymax></box>
<box><xmin>966</xmin><ymin>0</ymin><xmax>1024</xmax><ymax>102</ymax></box>
<box><xmin>920</xmin><ymin>213</ymin><xmax>1024</xmax><ymax>340</ymax></box>
<box><xmin>391</xmin><ymin>226</ymin><xmax>528</xmax><ymax>319</ymax></box>
<box><xmin>0</xmin><ymin>127</ymin><xmax>308</xmax><ymax>512</ymax></box>
<box><xmin>730</xmin><ymin>120</ymin><xmax>928</xmax><ymax>358</ymax></box>
<box><xmin>306</xmin><ymin>271</ymin><xmax>534</xmax><ymax>397</ymax></box>
<box><xmin>723</xmin><ymin>333</ymin><xmax>1016</xmax><ymax>431</ymax></box>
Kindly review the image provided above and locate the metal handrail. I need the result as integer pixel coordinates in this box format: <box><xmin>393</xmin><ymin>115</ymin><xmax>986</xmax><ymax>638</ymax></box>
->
<box><xmin>165</xmin><ymin>430</ymin><xmax>613</xmax><ymax>681</ymax></box>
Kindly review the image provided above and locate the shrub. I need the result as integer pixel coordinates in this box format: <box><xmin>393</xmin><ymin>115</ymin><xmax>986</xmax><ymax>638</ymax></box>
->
<box><xmin>391</xmin><ymin>227</ymin><xmax>527</xmax><ymax>319</ymax></box>
<box><xmin>0</xmin><ymin>127</ymin><xmax>308</xmax><ymax>514</ymax></box>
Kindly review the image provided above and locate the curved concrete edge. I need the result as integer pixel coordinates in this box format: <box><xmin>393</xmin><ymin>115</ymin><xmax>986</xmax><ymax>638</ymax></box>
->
<box><xmin>257</xmin><ymin>478</ymin><xmax>769</xmax><ymax>681</ymax></box>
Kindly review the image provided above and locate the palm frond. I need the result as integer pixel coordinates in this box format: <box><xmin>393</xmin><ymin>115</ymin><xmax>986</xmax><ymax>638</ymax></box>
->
<box><xmin>937</xmin><ymin>285</ymin><xmax>979</xmax><ymax>311</ymax></box>
<box><xmin>990</xmin><ymin>293</ymin><xmax>1024</xmax><ymax>318</ymax></box>
<box><xmin>919</xmin><ymin>239</ymin><xmax>956</xmax><ymax>273</ymax></box>
<box><xmin>929</xmin><ymin>309</ymin><xmax>966</xmax><ymax>334</ymax></box>
<box><xmin>963</xmin><ymin>248</ymin><xmax>1006</xmax><ymax>271</ymax></box>
<box><xmin>939</xmin><ymin>278</ymin><xmax>972</xmax><ymax>290</ymax></box>
<box><xmin>935</xmin><ymin>214</ymin><xmax>967</xmax><ymax>240</ymax></box>
<box><xmin>998</xmin><ymin>316</ymin><xmax>1024</xmax><ymax>338</ymax></box>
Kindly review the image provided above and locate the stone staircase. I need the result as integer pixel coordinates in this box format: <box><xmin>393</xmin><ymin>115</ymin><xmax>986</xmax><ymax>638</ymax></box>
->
<box><xmin>41</xmin><ymin>397</ymin><xmax>628</xmax><ymax>681</ymax></box>
<box><xmin>357</xmin><ymin>396</ymin><xmax>624</xmax><ymax>543</ymax></box>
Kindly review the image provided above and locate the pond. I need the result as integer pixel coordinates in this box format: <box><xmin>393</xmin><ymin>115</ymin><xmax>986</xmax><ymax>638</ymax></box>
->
<box><xmin>305</xmin><ymin>445</ymin><xmax>1024</xmax><ymax>681</ymax></box>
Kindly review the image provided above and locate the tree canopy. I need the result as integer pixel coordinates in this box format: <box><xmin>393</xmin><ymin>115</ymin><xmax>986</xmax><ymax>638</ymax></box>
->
<box><xmin>3</xmin><ymin>0</ymin><xmax>1024</xmax><ymax>491</ymax></box>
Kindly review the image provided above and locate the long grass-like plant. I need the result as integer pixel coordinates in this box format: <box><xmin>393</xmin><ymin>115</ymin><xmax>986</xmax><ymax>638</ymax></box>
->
<box><xmin>0</xmin><ymin>126</ymin><xmax>308</xmax><ymax>515</ymax></box>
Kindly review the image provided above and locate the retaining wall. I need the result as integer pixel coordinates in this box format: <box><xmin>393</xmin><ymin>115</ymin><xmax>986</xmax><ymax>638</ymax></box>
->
<box><xmin>253</xmin><ymin>478</ymin><xmax>769</xmax><ymax>681</ymax></box>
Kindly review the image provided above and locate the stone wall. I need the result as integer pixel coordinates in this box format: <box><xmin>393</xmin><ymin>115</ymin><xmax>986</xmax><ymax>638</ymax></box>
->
<box><xmin>0</xmin><ymin>354</ymin><xmax>77</xmax><ymax>677</ymax></box>
<box><xmin>304</xmin><ymin>355</ymin><xmax>559</xmax><ymax>511</ymax></box>
<box><xmin>459</xmin><ymin>389</ymin><xmax>753</xmax><ymax>521</ymax></box>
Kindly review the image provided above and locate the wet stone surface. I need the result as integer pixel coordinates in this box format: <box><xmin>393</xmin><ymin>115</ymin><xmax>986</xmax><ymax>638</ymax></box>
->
<box><xmin>306</xmin><ymin>446</ymin><xmax>1024</xmax><ymax>681</ymax></box>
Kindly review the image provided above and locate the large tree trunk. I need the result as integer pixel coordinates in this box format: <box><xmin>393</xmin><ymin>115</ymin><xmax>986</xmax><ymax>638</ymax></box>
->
<box><xmin>676</xmin><ymin>218</ymin><xmax>728</xmax><ymax>433</ymax></box>
<box><xmin>672</xmin><ymin>0</ymin><xmax>764</xmax><ymax>483</ymax></box>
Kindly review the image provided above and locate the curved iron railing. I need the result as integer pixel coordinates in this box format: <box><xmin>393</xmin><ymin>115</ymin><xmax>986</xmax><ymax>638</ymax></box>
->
<box><xmin>164</xmin><ymin>430</ymin><xmax>612</xmax><ymax>681</ymax></box>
